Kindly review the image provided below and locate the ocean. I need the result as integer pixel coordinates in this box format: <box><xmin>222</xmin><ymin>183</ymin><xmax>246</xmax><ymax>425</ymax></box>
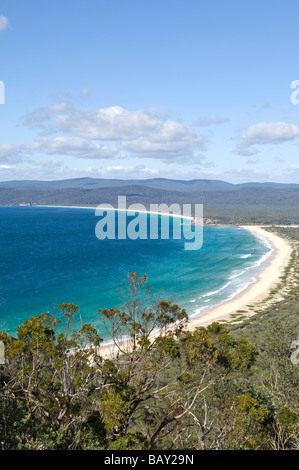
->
<box><xmin>0</xmin><ymin>206</ymin><xmax>272</xmax><ymax>338</ymax></box>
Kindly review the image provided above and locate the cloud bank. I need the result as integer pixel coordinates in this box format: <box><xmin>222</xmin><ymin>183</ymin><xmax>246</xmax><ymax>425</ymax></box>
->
<box><xmin>22</xmin><ymin>104</ymin><xmax>207</xmax><ymax>163</ymax></box>
<box><xmin>234</xmin><ymin>121</ymin><xmax>299</xmax><ymax>156</ymax></box>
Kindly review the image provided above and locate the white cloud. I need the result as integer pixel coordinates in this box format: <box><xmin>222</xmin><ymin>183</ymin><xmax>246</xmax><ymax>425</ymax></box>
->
<box><xmin>24</xmin><ymin>137</ymin><xmax>126</xmax><ymax>160</ymax></box>
<box><xmin>0</xmin><ymin>16</ymin><xmax>9</xmax><ymax>32</ymax></box>
<box><xmin>287</xmin><ymin>164</ymin><xmax>299</xmax><ymax>173</ymax></box>
<box><xmin>123</xmin><ymin>126</ymin><xmax>205</xmax><ymax>162</ymax></box>
<box><xmin>106</xmin><ymin>165</ymin><xmax>159</xmax><ymax>176</ymax></box>
<box><xmin>0</xmin><ymin>144</ymin><xmax>22</xmax><ymax>164</ymax></box>
<box><xmin>234</xmin><ymin>121</ymin><xmax>299</xmax><ymax>155</ymax></box>
<box><xmin>23</xmin><ymin>104</ymin><xmax>207</xmax><ymax>163</ymax></box>
<box><xmin>23</xmin><ymin>104</ymin><xmax>158</xmax><ymax>140</ymax></box>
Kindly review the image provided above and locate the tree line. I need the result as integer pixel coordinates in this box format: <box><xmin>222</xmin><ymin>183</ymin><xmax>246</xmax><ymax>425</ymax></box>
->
<box><xmin>0</xmin><ymin>273</ymin><xmax>298</xmax><ymax>450</ymax></box>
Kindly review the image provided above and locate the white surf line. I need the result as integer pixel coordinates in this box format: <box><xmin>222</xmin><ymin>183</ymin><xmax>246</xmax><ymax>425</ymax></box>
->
<box><xmin>241</xmin><ymin>226</ymin><xmax>274</xmax><ymax>259</ymax></box>
<box><xmin>187</xmin><ymin>226</ymin><xmax>276</xmax><ymax>321</ymax></box>
<box><xmin>37</xmin><ymin>205</ymin><xmax>194</xmax><ymax>221</ymax></box>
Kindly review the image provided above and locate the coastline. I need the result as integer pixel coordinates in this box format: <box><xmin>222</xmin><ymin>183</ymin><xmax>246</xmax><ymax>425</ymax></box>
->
<box><xmin>187</xmin><ymin>226</ymin><xmax>292</xmax><ymax>329</ymax></box>
<box><xmin>37</xmin><ymin>207</ymin><xmax>292</xmax><ymax>328</ymax></box>
<box><xmin>14</xmin><ymin>207</ymin><xmax>293</xmax><ymax>348</ymax></box>
<box><xmin>97</xmin><ymin>225</ymin><xmax>292</xmax><ymax>358</ymax></box>
<box><xmin>35</xmin><ymin>204</ymin><xmax>194</xmax><ymax>221</ymax></box>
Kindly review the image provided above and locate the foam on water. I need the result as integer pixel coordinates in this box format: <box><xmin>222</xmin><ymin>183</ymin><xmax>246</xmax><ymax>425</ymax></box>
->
<box><xmin>0</xmin><ymin>208</ymin><xmax>272</xmax><ymax>337</ymax></box>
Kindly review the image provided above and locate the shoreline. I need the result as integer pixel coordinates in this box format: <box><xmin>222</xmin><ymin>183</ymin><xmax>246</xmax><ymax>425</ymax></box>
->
<box><xmin>3</xmin><ymin>206</ymin><xmax>293</xmax><ymax>349</ymax></box>
<box><xmin>34</xmin><ymin>204</ymin><xmax>194</xmax><ymax>221</ymax></box>
<box><xmin>35</xmin><ymin>207</ymin><xmax>291</xmax><ymax>325</ymax></box>
<box><xmin>187</xmin><ymin>226</ymin><xmax>292</xmax><ymax>329</ymax></box>
<box><xmin>98</xmin><ymin>225</ymin><xmax>292</xmax><ymax>357</ymax></box>
<box><xmin>31</xmin><ymin>207</ymin><xmax>294</xmax><ymax>329</ymax></box>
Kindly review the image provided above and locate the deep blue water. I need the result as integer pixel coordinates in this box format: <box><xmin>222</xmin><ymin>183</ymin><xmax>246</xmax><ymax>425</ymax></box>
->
<box><xmin>0</xmin><ymin>206</ymin><xmax>272</xmax><ymax>338</ymax></box>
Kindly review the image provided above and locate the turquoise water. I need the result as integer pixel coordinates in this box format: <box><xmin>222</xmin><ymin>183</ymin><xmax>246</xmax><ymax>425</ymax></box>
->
<box><xmin>0</xmin><ymin>206</ymin><xmax>272</xmax><ymax>338</ymax></box>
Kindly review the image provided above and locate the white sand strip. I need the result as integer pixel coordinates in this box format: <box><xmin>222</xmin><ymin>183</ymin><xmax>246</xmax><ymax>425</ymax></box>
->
<box><xmin>188</xmin><ymin>226</ymin><xmax>292</xmax><ymax>329</ymax></box>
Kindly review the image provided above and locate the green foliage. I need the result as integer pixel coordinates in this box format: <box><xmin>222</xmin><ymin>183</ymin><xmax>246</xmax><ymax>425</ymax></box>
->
<box><xmin>277</xmin><ymin>407</ymin><xmax>299</xmax><ymax>429</ymax></box>
<box><xmin>2</xmin><ymin>182</ymin><xmax>299</xmax><ymax>225</ymax></box>
<box><xmin>1</xmin><ymin>263</ymin><xmax>299</xmax><ymax>450</ymax></box>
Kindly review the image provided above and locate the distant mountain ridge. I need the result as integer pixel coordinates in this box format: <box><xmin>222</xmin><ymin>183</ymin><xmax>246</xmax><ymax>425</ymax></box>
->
<box><xmin>0</xmin><ymin>177</ymin><xmax>298</xmax><ymax>192</ymax></box>
<box><xmin>1</xmin><ymin>178</ymin><xmax>299</xmax><ymax>224</ymax></box>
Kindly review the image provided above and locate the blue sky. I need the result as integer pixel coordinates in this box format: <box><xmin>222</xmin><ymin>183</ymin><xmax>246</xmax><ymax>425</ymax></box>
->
<box><xmin>0</xmin><ymin>0</ymin><xmax>299</xmax><ymax>182</ymax></box>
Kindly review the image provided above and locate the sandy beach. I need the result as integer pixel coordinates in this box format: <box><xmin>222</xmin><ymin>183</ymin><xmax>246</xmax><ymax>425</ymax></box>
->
<box><xmin>187</xmin><ymin>226</ymin><xmax>292</xmax><ymax>329</ymax></box>
<box><xmin>37</xmin><ymin>205</ymin><xmax>293</xmax><ymax>338</ymax></box>
<box><xmin>97</xmin><ymin>225</ymin><xmax>293</xmax><ymax>357</ymax></box>
<box><xmin>34</xmin><ymin>207</ymin><xmax>293</xmax><ymax>352</ymax></box>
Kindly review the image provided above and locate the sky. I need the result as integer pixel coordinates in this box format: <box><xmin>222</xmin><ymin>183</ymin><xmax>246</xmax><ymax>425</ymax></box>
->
<box><xmin>0</xmin><ymin>0</ymin><xmax>299</xmax><ymax>183</ymax></box>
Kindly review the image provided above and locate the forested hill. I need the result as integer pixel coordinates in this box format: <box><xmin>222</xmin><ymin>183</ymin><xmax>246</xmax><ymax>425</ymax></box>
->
<box><xmin>0</xmin><ymin>177</ymin><xmax>299</xmax><ymax>192</ymax></box>
<box><xmin>1</xmin><ymin>185</ymin><xmax>299</xmax><ymax>206</ymax></box>
<box><xmin>1</xmin><ymin>177</ymin><xmax>299</xmax><ymax>224</ymax></box>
